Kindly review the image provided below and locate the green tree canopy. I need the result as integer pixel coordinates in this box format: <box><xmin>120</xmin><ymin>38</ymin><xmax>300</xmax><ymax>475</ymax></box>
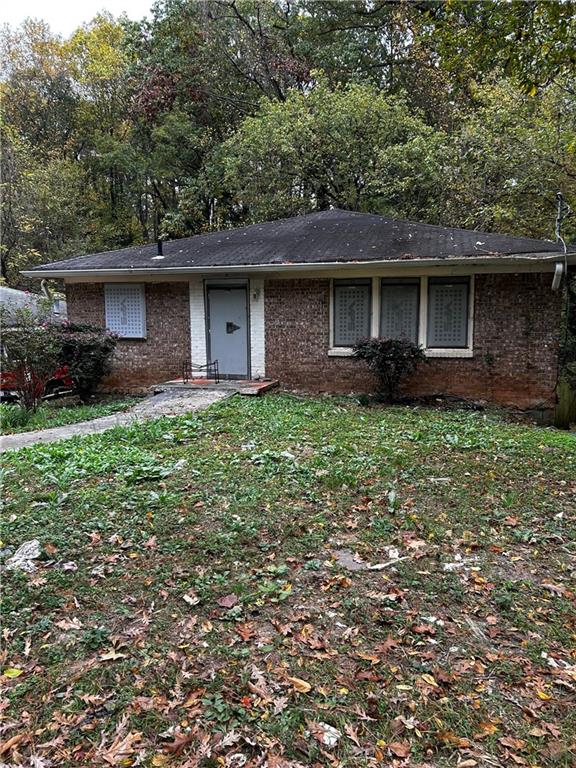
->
<box><xmin>1</xmin><ymin>0</ymin><xmax>575</xmax><ymax>286</ymax></box>
<box><xmin>216</xmin><ymin>80</ymin><xmax>449</xmax><ymax>222</ymax></box>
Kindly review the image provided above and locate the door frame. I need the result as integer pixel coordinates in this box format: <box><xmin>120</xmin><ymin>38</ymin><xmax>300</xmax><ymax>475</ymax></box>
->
<box><xmin>205</xmin><ymin>281</ymin><xmax>251</xmax><ymax>379</ymax></box>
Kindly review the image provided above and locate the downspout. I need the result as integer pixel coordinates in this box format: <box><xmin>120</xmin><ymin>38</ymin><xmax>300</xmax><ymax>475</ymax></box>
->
<box><xmin>552</xmin><ymin>261</ymin><xmax>564</xmax><ymax>291</ymax></box>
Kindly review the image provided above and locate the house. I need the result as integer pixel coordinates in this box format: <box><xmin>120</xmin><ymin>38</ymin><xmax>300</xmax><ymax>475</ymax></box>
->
<box><xmin>22</xmin><ymin>209</ymin><xmax>575</xmax><ymax>411</ymax></box>
<box><xmin>0</xmin><ymin>285</ymin><xmax>67</xmax><ymax>323</ymax></box>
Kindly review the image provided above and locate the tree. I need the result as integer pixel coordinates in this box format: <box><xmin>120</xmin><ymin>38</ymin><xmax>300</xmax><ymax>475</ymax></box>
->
<box><xmin>216</xmin><ymin>80</ymin><xmax>449</xmax><ymax>222</ymax></box>
<box><xmin>1</xmin><ymin>2</ymin><xmax>575</xmax><ymax>286</ymax></box>
<box><xmin>425</xmin><ymin>0</ymin><xmax>576</xmax><ymax>95</ymax></box>
<box><xmin>445</xmin><ymin>81</ymin><xmax>576</xmax><ymax>239</ymax></box>
<box><xmin>0</xmin><ymin>19</ymin><xmax>78</xmax><ymax>155</ymax></box>
<box><xmin>0</xmin><ymin>126</ymin><xmax>88</xmax><ymax>285</ymax></box>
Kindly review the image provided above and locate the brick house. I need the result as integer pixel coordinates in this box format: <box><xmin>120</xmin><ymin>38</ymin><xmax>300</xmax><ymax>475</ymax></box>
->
<box><xmin>24</xmin><ymin>210</ymin><xmax>574</xmax><ymax>410</ymax></box>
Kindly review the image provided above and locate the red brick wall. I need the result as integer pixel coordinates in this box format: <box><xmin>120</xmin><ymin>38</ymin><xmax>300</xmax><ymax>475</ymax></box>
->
<box><xmin>65</xmin><ymin>282</ymin><xmax>190</xmax><ymax>389</ymax></box>
<box><xmin>66</xmin><ymin>273</ymin><xmax>562</xmax><ymax>408</ymax></box>
<box><xmin>264</xmin><ymin>275</ymin><xmax>562</xmax><ymax>409</ymax></box>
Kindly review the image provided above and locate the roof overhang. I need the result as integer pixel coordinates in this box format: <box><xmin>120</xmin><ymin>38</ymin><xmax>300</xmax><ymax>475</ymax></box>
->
<box><xmin>21</xmin><ymin>251</ymin><xmax>574</xmax><ymax>280</ymax></box>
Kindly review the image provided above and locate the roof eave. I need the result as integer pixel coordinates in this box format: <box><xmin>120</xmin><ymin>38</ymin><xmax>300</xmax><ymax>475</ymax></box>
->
<box><xmin>21</xmin><ymin>251</ymin><xmax>572</xmax><ymax>279</ymax></box>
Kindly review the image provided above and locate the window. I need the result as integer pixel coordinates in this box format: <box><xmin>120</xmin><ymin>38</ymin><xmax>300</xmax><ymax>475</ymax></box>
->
<box><xmin>329</xmin><ymin>275</ymin><xmax>473</xmax><ymax>356</ymax></box>
<box><xmin>380</xmin><ymin>278</ymin><xmax>419</xmax><ymax>343</ymax></box>
<box><xmin>333</xmin><ymin>279</ymin><xmax>371</xmax><ymax>347</ymax></box>
<box><xmin>104</xmin><ymin>284</ymin><xmax>146</xmax><ymax>338</ymax></box>
<box><xmin>427</xmin><ymin>277</ymin><xmax>469</xmax><ymax>348</ymax></box>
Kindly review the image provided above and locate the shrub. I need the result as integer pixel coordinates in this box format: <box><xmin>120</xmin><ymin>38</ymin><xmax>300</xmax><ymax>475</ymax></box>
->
<box><xmin>56</xmin><ymin>323</ymin><xmax>117</xmax><ymax>402</ymax></box>
<box><xmin>353</xmin><ymin>337</ymin><xmax>426</xmax><ymax>402</ymax></box>
<box><xmin>1</xmin><ymin>306</ymin><xmax>64</xmax><ymax>411</ymax></box>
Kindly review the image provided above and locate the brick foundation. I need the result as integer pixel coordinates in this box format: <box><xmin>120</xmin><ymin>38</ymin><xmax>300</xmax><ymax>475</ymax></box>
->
<box><xmin>65</xmin><ymin>282</ymin><xmax>190</xmax><ymax>388</ymax></box>
<box><xmin>264</xmin><ymin>275</ymin><xmax>562</xmax><ymax>409</ymax></box>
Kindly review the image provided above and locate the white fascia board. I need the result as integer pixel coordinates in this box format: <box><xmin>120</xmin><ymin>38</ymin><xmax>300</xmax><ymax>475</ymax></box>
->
<box><xmin>21</xmin><ymin>251</ymin><xmax>572</xmax><ymax>280</ymax></box>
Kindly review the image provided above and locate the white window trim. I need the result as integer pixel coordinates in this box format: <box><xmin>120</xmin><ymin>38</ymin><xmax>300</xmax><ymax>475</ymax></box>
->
<box><xmin>329</xmin><ymin>275</ymin><xmax>475</xmax><ymax>358</ymax></box>
<box><xmin>104</xmin><ymin>283</ymin><xmax>146</xmax><ymax>339</ymax></box>
<box><xmin>329</xmin><ymin>278</ymin><xmax>374</xmax><ymax>349</ymax></box>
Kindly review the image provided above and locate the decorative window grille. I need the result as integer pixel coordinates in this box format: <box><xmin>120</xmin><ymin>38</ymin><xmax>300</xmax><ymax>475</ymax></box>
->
<box><xmin>333</xmin><ymin>279</ymin><xmax>371</xmax><ymax>346</ymax></box>
<box><xmin>104</xmin><ymin>284</ymin><xmax>146</xmax><ymax>338</ymax></box>
<box><xmin>427</xmin><ymin>277</ymin><xmax>469</xmax><ymax>348</ymax></box>
<box><xmin>380</xmin><ymin>279</ymin><xmax>420</xmax><ymax>343</ymax></box>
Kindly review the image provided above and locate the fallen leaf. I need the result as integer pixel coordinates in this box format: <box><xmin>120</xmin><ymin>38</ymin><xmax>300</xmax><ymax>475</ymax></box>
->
<box><xmin>499</xmin><ymin>736</ymin><xmax>526</xmax><ymax>750</ymax></box>
<box><xmin>131</xmin><ymin>696</ymin><xmax>159</xmax><ymax>712</ymax></box>
<box><xmin>272</xmin><ymin>696</ymin><xmax>289</xmax><ymax>714</ymax></box>
<box><xmin>412</xmin><ymin>623</ymin><xmax>436</xmax><ymax>635</ymax></box>
<box><xmin>309</xmin><ymin>721</ymin><xmax>341</xmax><ymax>748</ymax></box>
<box><xmin>182</xmin><ymin>688</ymin><xmax>206</xmax><ymax>708</ymax></box>
<box><xmin>55</xmin><ymin>617</ymin><xmax>83</xmax><ymax>631</ymax></box>
<box><xmin>182</xmin><ymin>591</ymin><xmax>200</xmax><ymax>607</ymax></box>
<box><xmin>543</xmin><ymin>721</ymin><xmax>561</xmax><ymax>737</ymax></box>
<box><xmin>2</xmin><ymin>668</ymin><xmax>23</xmax><ymax>678</ymax></box>
<box><xmin>389</xmin><ymin>741</ymin><xmax>410</xmax><ymax>757</ymax></box>
<box><xmin>236</xmin><ymin>622</ymin><xmax>256</xmax><ymax>641</ymax></box>
<box><xmin>287</xmin><ymin>676</ymin><xmax>312</xmax><ymax>693</ymax></box>
<box><xmin>475</xmin><ymin>721</ymin><xmax>499</xmax><ymax>738</ymax></box>
<box><xmin>101</xmin><ymin>730</ymin><xmax>142</xmax><ymax>765</ymax></box>
<box><xmin>344</xmin><ymin>722</ymin><xmax>361</xmax><ymax>747</ymax></box>
<box><xmin>165</xmin><ymin>730</ymin><xmax>196</xmax><ymax>755</ymax></box>
<box><xmin>436</xmin><ymin>730</ymin><xmax>470</xmax><ymax>749</ymax></box>
<box><xmin>99</xmin><ymin>649</ymin><xmax>128</xmax><ymax>662</ymax></box>
<box><xmin>544</xmin><ymin>580</ymin><xmax>573</xmax><ymax>598</ymax></box>
<box><xmin>375</xmin><ymin>636</ymin><xmax>399</xmax><ymax>654</ymax></box>
<box><xmin>355</xmin><ymin>651</ymin><xmax>380</xmax><ymax>665</ymax></box>
<box><xmin>0</xmin><ymin>732</ymin><xmax>29</xmax><ymax>756</ymax></box>
<box><xmin>217</xmin><ymin>594</ymin><xmax>238</xmax><ymax>609</ymax></box>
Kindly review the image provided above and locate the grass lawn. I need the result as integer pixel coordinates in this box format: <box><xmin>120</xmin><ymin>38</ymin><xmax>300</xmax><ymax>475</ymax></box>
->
<box><xmin>0</xmin><ymin>396</ymin><xmax>138</xmax><ymax>434</ymax></box>
<box><xmin>1</xmin><ymin>394</ymin><xmax>575</xmax><ymax>767</ymax></box>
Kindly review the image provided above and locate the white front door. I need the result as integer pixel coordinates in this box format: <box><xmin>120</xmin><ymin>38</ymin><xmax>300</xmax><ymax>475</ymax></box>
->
<box><xmin>207</xmin><ymin>286</ymin><xmax>249</xmax><ymax>378</ymax></box>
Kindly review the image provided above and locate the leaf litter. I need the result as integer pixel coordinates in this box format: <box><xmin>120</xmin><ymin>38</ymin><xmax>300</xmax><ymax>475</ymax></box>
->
<box><xmin>1</xmin><ymin>395</ymin><xmax>574</xmax><ymax>766</ymax></box>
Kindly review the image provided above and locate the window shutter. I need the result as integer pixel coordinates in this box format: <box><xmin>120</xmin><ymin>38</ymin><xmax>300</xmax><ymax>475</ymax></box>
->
<box><xmin>427</xmin><ymin>278</ymin><xmax>469</xmax><ymax>348</ymax></box>
<box><xmin>105</xmin><ymin>284</ymin><xmax>146</xmax><ymax>338</ymax></box>
<box><xmin>380</xmin><ymin>280</ymin><xmax>419</xmax><ymax>343</ymax></box>
<box><xmin>333</xmin><ymin>280</ymin><xmax>371</xmax><ymax>346</ymax></box>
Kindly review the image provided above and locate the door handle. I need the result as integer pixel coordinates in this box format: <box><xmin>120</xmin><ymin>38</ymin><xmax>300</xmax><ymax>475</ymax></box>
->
<box><xmin>226</xmin><ymin>322</ymin><xmax>240</xmax><ymax>334</ymax></box>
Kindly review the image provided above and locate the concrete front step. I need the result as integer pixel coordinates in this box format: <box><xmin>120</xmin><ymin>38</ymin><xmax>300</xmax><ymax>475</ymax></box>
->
<box><xmin>157</xmin><ymin>379</ymin><xmax>278</xmax><ymax>397</ymax></box>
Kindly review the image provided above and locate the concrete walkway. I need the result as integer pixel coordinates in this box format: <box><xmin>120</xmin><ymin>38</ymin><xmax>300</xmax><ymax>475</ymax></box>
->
<box><xmin>0</xmin><ymin>389</ymin><xmax>232</xmax><ymax>453</ymax></box>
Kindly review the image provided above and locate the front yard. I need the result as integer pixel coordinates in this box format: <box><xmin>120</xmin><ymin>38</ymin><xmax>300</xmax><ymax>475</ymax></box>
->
<box><xmin>1</xmin><ymin>395</ymin><xmax>575</xmax><ymax>767</ymax></box>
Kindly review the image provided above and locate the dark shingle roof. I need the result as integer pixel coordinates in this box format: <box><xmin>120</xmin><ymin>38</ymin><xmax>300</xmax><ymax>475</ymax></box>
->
<box><xmin>28</xmin><ymin>209</ymin><xmax>561</xmax><ymax>274</ymax></box>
